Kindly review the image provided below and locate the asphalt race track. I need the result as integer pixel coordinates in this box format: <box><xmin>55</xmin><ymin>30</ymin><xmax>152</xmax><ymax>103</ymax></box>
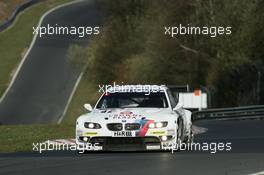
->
<box><xmin>0</xmin><ymin>0</ymin><xmax>102</xmax><ymax>124</ymax></box>
<box><xmin>0</xmin><ymin>119</ymin><xmax>263</xmax><ymax>175</ymax></box>
<box><xmin>0</xmin><ymin>1</ymin><xmax>263</xmax><ymax>175</ymax></box>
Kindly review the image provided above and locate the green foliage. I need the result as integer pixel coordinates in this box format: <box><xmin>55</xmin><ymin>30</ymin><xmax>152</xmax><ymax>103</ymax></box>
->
<box><xmin>68</xmin><ymin>0</ymin><xmax>264</xmax><ymax>110</ymax></box>
<box><xmin>67</xmin><ymin>44</ymin><xmax>89</xmax><ymax>70</ymax></box>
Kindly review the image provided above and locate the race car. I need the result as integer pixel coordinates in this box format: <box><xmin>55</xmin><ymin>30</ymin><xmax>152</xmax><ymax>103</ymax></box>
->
<box><xmin>76</xmin><ymin>85</ymin><xmax>193</xmax><ymax>151</ymax></box>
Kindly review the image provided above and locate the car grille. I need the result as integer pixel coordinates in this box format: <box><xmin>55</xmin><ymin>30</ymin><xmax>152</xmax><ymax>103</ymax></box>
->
<box><xmin>107</xmin><ymin>123</ymin><xmax>123</xmax><ymax>131</ymax></box>
<box><xmin>89</xmin><ymin>137</ymin><xmax>161</xmax><ymax>151</ymax></box>
<box><xmin>90</xmin><ymin>137</ymin><xmax>160</xmax><ymax>145</ymax></box>
<box><xmin>125</xmin><ymin>123</ymin><xmax>140</xmax><ymax>130</ymax></box>
<box><xmin>107</xmin><ymin>123</ymin><xmax>141</xmax><ymax>131</ymax></box>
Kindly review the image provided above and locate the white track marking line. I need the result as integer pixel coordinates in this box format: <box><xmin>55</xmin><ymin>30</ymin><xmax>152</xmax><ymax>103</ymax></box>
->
<box><xmin>248</xmin><ymin>170</ymin><xmax>264</xmax><ymax>175</ymax></box>
<box><xmin>0</xmin><ymin>0</ymin><xmax>85</xmax><ymax>104</ymax></box>
<box><xmin>192</xmin><ymin>125</ymin><xmax>208</xmax><ymax>135</ymax></box>
<box><xmin>0</xmin><ymin>0</ymin><xmax>87</xmax><ymax>124</ymax></box>
<box><xmin>57</xmin><ymin>72</ymin><xmax>84</xmax><ymax>124</ymax></box>
<box><xmin>43</xmin><ymin>139</ymin><xmax>76</xmax><ymax>145</ymax></box>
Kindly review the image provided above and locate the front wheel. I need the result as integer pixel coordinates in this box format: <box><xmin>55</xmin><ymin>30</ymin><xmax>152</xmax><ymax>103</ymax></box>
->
<box><xmin>187</xmin><ymin>127</ymin><xmax>194</xmax><ymax>144</ymax></box>
<box><xmin>175</xmin><ymin>119</ymin><xmax>184</xmax><ymax>150</ymax></box>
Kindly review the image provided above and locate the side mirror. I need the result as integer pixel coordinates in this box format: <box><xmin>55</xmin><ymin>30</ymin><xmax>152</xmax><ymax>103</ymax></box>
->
<box><xmin>173</xmin><ymin>102</ymin><xmax>183</xmax><ymax>111</ymax></box>
<box><xmin>84</xmin><ymin>104</ymin><xmax>93</xmax><ymax>112</ymax></box>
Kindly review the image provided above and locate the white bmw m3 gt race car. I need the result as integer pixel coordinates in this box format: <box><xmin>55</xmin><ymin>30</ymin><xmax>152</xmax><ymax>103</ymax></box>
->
<box><xmin>76</xmin><ymin>85</ymin><xmax>193</xmax><ymax>151</ymax></box>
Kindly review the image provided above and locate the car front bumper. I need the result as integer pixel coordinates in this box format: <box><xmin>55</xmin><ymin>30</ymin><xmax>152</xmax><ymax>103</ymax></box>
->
<box><xmin>76</xmin><ymin>135</ymin><xmax>176</xmax><ymax>151</ymax></box>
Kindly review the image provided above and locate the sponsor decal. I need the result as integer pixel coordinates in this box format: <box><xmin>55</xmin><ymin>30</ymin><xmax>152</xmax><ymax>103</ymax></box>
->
<box><xmin>120</xmin><ymin>111</ymin><xmax>133</xmax><ymax>115</ymax></box>
<box><xmin>83</xmin><ymin>132</ymin><xmax>97</xmax><ymax>136</ymax></box>
<box><xmin>146</xmin><ymin>145</ymin><xmax>161</xmax><ymax>150</ymax></box>
<box><xmin>150</xmin><ymin>131</ymin><xmax>166</xmax><ymax>135</ymax></box>
<box><xmin>109</xmin><ymin>111</ymin><xmax>143</xmax><ymax>119</ymax></box>
<box><xmin>138</xmin><ymin>119</ymin><xmax>153</xmax><ymax>136</ymax></box>
<box><xmin>112</xmin><ymin>131</ymin><xmax>136</xmax><ymax>137</ymax></box>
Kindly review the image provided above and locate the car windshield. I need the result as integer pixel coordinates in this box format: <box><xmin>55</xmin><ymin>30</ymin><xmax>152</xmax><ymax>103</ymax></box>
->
<box><xmin>96</xmin><ymin>92</ymin><xmax>168</xmax><ymax>109</ymax></box>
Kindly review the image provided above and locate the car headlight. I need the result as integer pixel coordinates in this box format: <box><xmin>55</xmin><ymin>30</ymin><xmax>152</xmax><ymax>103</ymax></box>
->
<box><xmin>84</xmin><ymin>122</ymin><xmax>101</xmax><ymax>129</ymax></box>
<box><xmin>148</xmin><ymin>123</ymin><xmax>155</xmax><ymax>128</ymax></box>
<box><xmin>148</xmin><ymin>121</ymin><xmax>168</xmax><ymax>128</ymax></box>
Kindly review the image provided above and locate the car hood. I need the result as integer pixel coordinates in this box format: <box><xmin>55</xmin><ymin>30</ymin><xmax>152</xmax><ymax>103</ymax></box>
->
<box><xmin>77</xmin><ymin>108</ymin><xmax>176</xmax><ymax>123</ymax></box>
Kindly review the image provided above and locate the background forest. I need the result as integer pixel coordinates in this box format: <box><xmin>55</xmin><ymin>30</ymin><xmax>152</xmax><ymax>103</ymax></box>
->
<box><xmin>68</xmin><ymin>0</ymin><xmax>264</xmax><ymax>110</ymax></box>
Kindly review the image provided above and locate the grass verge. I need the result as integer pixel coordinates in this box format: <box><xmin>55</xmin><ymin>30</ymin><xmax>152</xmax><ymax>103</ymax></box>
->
<box><xmin>0</xmin><ymin>0</ymin><xmax>75</xmax><ymax>153</ymax></box>
<box><xmin>0</xmin><ymin>0</ymin><xmax>73</xmax><ymax>96</ymax></box>
<box><xmin>0</xmin><ymin>124</ymin><xmax>74</xmax><ymax>153</ymax></box>
<box><xmin>63</xmin><ymin>72</ymin><xmax>101</xmax><ymax>124</ymax></box>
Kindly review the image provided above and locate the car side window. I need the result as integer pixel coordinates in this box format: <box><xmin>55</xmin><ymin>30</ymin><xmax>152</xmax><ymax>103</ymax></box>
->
<box><xmin>167</xmin><ymin>90</ymin><xmax>177</xmax><ymax>108</ymax></box>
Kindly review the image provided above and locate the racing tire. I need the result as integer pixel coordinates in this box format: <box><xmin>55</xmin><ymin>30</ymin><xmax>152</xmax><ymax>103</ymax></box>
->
<box><xmin>183</xmin><ymin>125</ymin><xmax>194</xmax><ymax>144</ymax></box>
<box><xmin>175</xmin><ymin>119</ymin><xmax>184</xmax><ymax>151</ymax></box>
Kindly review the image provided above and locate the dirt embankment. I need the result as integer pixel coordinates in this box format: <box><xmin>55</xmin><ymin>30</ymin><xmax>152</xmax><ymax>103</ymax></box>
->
<box><xmin>0</xmin><ymin>0</ymin><xmax>27</xmax><ymax>23</ymax></box>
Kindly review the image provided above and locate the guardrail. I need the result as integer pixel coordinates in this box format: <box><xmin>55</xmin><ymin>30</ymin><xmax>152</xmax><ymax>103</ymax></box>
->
<box><xmin>0</xmin><ymin>0</ymin><xmax>45</xmax><ymax>32</ymax></box>
<box><xmin>192</xmin><ymin>105</ymin><xmax>264</xmax><ymax>121</ymax></box>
